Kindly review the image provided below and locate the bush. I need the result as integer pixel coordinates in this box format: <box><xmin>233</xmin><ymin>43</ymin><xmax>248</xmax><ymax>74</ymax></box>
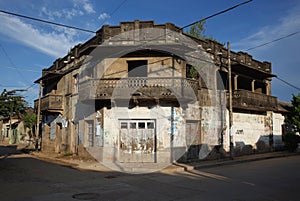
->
<box><xmin>283</xmin><ymin>132</ymin><xmax>300</xmax><ymax>152</ymax></box>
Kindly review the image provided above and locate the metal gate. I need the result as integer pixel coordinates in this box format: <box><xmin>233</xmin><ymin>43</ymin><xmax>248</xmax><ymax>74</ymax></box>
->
<box><xmin>119</xmin><ymin>119</ymin><xmax>156</xmax><ymax>163</ymax></box>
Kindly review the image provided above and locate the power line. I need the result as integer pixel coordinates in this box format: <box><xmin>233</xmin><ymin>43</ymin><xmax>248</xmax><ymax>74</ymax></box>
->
<box><xmin>240</xmin><ymin>30</ymin><xmax>300</xmax><ymax>91</ymax></box>
<box><xmin>24</xmin><ymin>83</ymin><xmax>38</xmax><ymax>91</ymax></box>
<box><xmin>0</xmin><ymin>9</ymin><xmax>96</xmax><ymax>34</ymax></box>
<box><xmin>180</xmin><ymin>0</ymin><xmax>253</xmax><ymax>30</ymax></box>
<box><xmin>275</xmin><ymin>76</ymin><xmax>300</xmax><ymax>91</ymax></box>
<box><xmin>245</xmin><ymin>30</ymin><xmax>300</xmax><ymax>51</ymax></box>
<box><xmin>0</xmin><ymin>43</ymin><xmax>32</xmax><ymax>85</ymax></box>
<box><xmin>0</xmin><ymin>65</ymin><xmax>40</xmax><ymax>72</ymax></box>
<box><xmin>109</xmin><ymin>0</ymin><xmax>129</xmax><ymax>18</ymax></box>
<box><xmin>0</xmin><ymin>84</ymin><xmax>28</xmax><ymax>88</ymax></box>
<box><xmin>98</xmin><ymin>0</ymin><xmax>129</xmax><ymax>27</ymax></box>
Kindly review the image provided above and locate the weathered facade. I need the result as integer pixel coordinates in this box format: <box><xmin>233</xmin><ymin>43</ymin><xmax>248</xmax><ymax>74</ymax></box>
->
<box><xmin>0</xmin><ymin>115</ymin><xmax>30</xmax><ymax>144</ymax></box>
<box><xmin>34</xmin><ymin>20</ymin><xmax>286</xmax><ymax>165</ymax></box>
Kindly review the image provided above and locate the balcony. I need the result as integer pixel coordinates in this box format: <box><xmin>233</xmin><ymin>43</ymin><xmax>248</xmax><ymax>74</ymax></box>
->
<box><xmin>79</xmin><ymin>77</ymin><xmax>199</xmax><ymax>104</ymax></box>
<box><xmin>232</xmin><ymin>89</ymin><xmax>278</xmax><ymax>111</ymax></box>
<box><xmin>34</xmin><ymin>94</ymin><xmax>63</xmax><ymax>112</ymax></box>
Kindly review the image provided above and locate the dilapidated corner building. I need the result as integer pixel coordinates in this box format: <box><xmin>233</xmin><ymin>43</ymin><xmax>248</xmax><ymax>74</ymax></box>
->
<box><xmin>34</xmin><ymin>20</ymin><xmax>286</xmax><ymax>164</ymax></box>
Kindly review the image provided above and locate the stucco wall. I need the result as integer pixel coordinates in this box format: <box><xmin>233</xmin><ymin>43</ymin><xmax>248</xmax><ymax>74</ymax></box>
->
<box><xmin>229</xmin><ymin>111</ymin><xmax>284</xmax><ymax>149</ymax></box>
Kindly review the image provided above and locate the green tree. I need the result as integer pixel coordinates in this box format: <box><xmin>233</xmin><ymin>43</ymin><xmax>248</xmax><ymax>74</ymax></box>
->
<box><xmin>287</xmin><ymin>93</ymin><xmax>300</xmax><ymax>133</ymax></box>
<box><xmin>185</xmin><ymin>21</ymin><xmax>221</xmax><ymax>45</ymax></box>
<box><xmin>22</xmin><ymin>113</ymin><xmax>37</xmax><ymax>138</ymax></box>
<box><xmin>0</xmin><ymin>89</ymin><xmax>27</xmax><ymax>117</ymax></box>
<box><xmin>185</xmin><ymin>21</ymin><xmax>206</xmax><ymax>39</ymax></box>
<box><xmin>0</xmin><ymin>89</ymin><xmax>28</xmax><ymax>138</ymax></box>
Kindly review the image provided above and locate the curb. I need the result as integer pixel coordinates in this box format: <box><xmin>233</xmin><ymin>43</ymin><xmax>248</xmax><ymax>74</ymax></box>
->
<box><xmin>178</xmin><ymin>152</ymin><xmax>300</xmax><ymax>171</ymax></box>
<box><xmin>30</xmin><ymin>152</ymin><xmax>81</xmax><ymax>169</ymax></box>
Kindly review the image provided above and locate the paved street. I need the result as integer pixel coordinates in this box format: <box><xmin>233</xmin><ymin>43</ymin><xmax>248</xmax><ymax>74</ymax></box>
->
<box><xmin>0</xmin><ymin>145</ymin><xmax>299</xmax><ymax>201</ymax></box>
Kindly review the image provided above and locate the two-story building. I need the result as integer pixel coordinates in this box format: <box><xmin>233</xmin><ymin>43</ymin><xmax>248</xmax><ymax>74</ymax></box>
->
<box><xmin>35</xmin><ymin>20</ymin><xmax>286</xmax><ymax>172</ymax></box>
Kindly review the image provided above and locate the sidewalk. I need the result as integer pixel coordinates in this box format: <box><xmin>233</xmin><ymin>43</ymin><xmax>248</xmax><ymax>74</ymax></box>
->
<box><xmin>26</xmin><ymin>148</ymin><xmax>300</xmax><ymax>174</ymax></box>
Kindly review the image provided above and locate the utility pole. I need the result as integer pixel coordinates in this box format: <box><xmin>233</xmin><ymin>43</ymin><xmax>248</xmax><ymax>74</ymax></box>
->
<box><xmin>36</xmin><ymin>80</ymin><xmax>42</xmax><ymax>150</ymax></box>
<box><xmin>227</xmin><ymin>42</ymin><xmax>234</xmax><ymax>159</ymax></box>
<box><xmin>170</xmin><ymin>55</ymin><xmax>175</xmax><ymax>163</ymax></box>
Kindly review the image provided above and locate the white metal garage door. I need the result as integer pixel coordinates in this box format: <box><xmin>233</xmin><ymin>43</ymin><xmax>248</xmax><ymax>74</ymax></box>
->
<box><xmin>119</xmin><ymin>119</ymin><xmax>156</xmax><ymax>163</ymax></box>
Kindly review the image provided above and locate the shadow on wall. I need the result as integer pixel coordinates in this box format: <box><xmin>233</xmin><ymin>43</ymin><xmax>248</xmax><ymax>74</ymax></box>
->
<box><xmin>234</xmin><ymin>135</ymin><xmax>285</xmax><ymax>157</ymax></box>
<box><xmin>179</xmin><ymin>135</ymin><xmax>286</xmax><ymax>162</ymax></box>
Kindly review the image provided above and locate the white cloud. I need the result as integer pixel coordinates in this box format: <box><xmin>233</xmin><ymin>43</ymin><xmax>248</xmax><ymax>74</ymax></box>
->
<box><xmin>41</xmin><ymin>7</ymin><xmax>84</xmax><ymax>20</ymax></box>
<box><xmin>0</xmin><ymin>14</ymin><xmax>81</xmax><ymax>58</ymax></box>
<box><xmin>83</xmin><ymin>2</ymin><xmax>95</xmax><ymax>14</ymax></box>
<box><xmin>98</xmin><ymin>12</ymin><xmax>110</xmax><ymax>20</ymax></box>
<box><xmin>73</xmin><ymin>0</ymin><xmax>95</xmax><ymax>14</ymax></box>
<box><xmin>231</xmin><ymin>5</ymin><xmax>300</xmax><ymax>51</ymax></box>
<box><xmin>41</xmin><ymin>7</ymin><xmax>62</xmax><ymax>20</ymax></box>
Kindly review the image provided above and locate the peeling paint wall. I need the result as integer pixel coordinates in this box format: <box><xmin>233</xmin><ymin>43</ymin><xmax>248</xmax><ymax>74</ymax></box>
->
<box><xmin>232</xmin><ymin>112</ymin><xmax>266</xmax><ymax>148</ymax></box>
<box><xmin>225</xmin><ymin>111</ymin><xmax>285</xmax><ymax>149</ymax></box>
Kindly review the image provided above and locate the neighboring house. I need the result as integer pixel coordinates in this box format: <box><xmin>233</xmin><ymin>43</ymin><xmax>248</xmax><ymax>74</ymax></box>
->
<box><xmin>0</xmin><ymin>115</ymin><xmax>25</xmax><ymax>144</ymax></box>
<box><xmin>34</xmin><ymin>20</ymin><xmax>287</xmax><ymax>163</ymax></box>
<box><xmin>0</xmin><ymin>108</ymin><xmax>35</xmax><ymax>145</ymax></box>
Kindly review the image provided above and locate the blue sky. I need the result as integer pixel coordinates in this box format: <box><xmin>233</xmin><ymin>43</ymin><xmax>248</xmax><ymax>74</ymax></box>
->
<box><xmin>0</xmin><ymin>0</ymin><xmax>299</xmax><ymax>105</ymax></box>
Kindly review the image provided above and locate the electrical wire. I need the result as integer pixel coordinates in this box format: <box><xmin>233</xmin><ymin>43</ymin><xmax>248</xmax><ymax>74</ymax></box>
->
<box><xmin>98</xmin><ymin>0</ymin><xmax>129</xmax><ymax>29</ymax></box>
<box><xmin>275</xmin><ymin>76</ymin><xmax>300</xmax><ymax>91</ymax></box>
<box><xmin>0</xmin><ymin>65</ymin><xmax>40</xmax><ymax>72</ymax></box>
<box><xmin>0</xmin><ymin>9</ymin><xmax>96</xmax><ymax>33</ymax></box>
<box><xmin>245</xmin><ymin>30</ymin><xmax>300</xmax><ymax>51</ymax></box>
<box><xmin>180</xmin><ymin>0</ymin><xmax>253</xmax><ymax>30</ymax></box>
<box><xmin>0</xmin><ymin>43</ymin><xmax>32</xmax><ymax>85</ymax></box>
<box><xmin>109</xmin><ymin>0</ymin><xmax>129</xmax><ymax>19</ymax></box>
<box><xmin>0</xmin><ymin>84</ymin><xmax>28</xmax><ymax>88</ymax></box>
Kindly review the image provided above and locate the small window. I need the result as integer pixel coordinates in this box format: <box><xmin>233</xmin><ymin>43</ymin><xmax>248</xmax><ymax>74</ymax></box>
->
<box><xmin>130</xmin><ymin>122</ymin><xmax>136</xmax><ymax>129</ymax></box>
<box><xmin>128</xmin><ymin>60</ymin><xmax>148</xmax><ymax>77</ymax></box>
<box><xmin>121</xmin><ymin>122</ymin><xmax>128</xmax><ymax>129</ymax></box>
<box><xmin>147</xmin><ymin>122</ymin><xmax>154</xmax><ymax>129</ymax></box>
<box><xmin>138</xmin><ymin>122</ymin><xmax>145</xmax><ymax>129</ymax></box>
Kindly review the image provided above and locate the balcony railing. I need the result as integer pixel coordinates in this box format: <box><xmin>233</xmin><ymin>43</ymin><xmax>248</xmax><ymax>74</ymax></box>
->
<box><xmin>34</xmin><ymin>94</ymin><xmax>63</xmax><ymax>112</ymax></box>
<box><xmin>79</xmin><ymin>77</ymin><xmax>199</xmax><ymax>102</ymax></box>
<box><xmin>232</xmin><ymin>89</ymin><xmax>278</xmax><ymax>111</ymax></box>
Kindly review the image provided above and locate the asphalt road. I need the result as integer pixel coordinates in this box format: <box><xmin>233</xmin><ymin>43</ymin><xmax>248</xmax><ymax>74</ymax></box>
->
<box><xmin>0</xmin><ymin>145</ymin><xmax>299</xmax><ymax>201</ymax></box>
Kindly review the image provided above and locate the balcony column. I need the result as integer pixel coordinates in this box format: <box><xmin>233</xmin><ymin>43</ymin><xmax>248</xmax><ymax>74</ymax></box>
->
<box><xmin>234</xmin><ymin>75</ymin><xmax>238</xmax><ymax>90</ymax></box>
<box><xmin>251</xmin><ymin>80</ymin><xmax>255</xmax><ymax>92</ymax></box>
<box><xmin>265</xmin><ymin>80</ymin><xmax>271</xmax><ymax>95</ymax></box>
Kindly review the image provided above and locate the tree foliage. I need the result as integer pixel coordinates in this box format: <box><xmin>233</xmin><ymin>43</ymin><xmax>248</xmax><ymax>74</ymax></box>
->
<box><xmin>22</xmin><ymin>113</ymin><xmax>37</xmax><ymax>130</ymax></box>
<box><xmin>22</xmin><ymin>112</ymin><xmax>37</xmax><ymax>138</ymax></box>
<box><xmin>185</xmin><ymin>21</ymin><xmax>206</xmax><ymax>39</ymax></box>
<box><xmin>185</xmin><ymin>21</ymin><xmax>221</xmax><ymax>45</ymax></box>
<box><xmin>0</xmin><ymin>89</ymin><xmax>27</xmax><ymax>118</ymax></box>
<box><xmin>287</xmin><ymin>93</ymin><xmax>300</xmax><ymax>133</ymax></box>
